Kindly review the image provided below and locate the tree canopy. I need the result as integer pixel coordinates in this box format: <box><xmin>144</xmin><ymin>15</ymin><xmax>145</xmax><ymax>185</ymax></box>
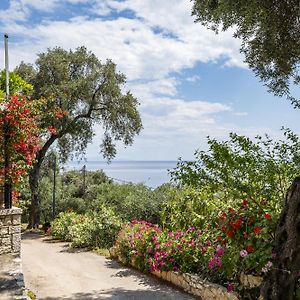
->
<box><xmin>15</xmin><ymin>46</ymin><xmax>142</xmax><ymax>161</ymax></box>
<box><xmin>192</xmin><ymin>0</ymin><xmax>300</xmax><ymax>107</ymax></box>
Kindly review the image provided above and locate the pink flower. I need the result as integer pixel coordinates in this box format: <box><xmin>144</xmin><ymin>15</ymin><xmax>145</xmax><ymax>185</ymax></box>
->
<box><xmin>208</xmin><ymin>257</ymin><xmax>222</xmax><ymax>269</ymax></box>
<box><xmin>240</xmin><ymin>250</ymin><xmax>248</xmax><ymax>258</ymax></box>
<box><xmin>208</xmin><ymin>259</ymin><xmax>215</xmax><ymax>269</ymax></box>
<box><xmin>216</xmin><ymin>246</ymin><xmax>225</xmax><ymax>257</ymax></box>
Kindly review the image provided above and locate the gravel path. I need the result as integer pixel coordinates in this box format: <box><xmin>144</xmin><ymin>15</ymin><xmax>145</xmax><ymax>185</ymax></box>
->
<box><xmin>21</xmin><ymin>232</ymin><xmax>194</xmax><ymax>300</ymax></box>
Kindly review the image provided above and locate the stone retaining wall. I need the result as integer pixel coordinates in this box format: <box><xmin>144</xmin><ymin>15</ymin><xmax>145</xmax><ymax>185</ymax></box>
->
<box><xmin>0</xmin><ymin>207</ymin><xmax>22</xmax><ymax>255</ymax></box>
<box><xmin>110</xmin><ymin>247</ymin><xmax>239</xmax><ymax>300</ymax></box>
<box><xmin>153</xmin><ymin>270</ymin><xmax>239</xmax><ymax>300</ymax></box>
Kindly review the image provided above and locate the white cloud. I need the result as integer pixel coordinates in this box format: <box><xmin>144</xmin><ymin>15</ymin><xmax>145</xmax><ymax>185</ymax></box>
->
<box><xmin>234</xmin><ymin>112</ymin><xmax>248</xmax><ymax>117</ymax></box>
<box><xmin>186</xmin><ymin>75</ymin><xmax>201</xmax><ymax>83</ymax></box>
<box><xmin>0</xmin><ymin>0</ymin><xmax>257</xmax><ymax>160</ymax></box>
<box><xmin>20</xmin><ymin>0</ymin><xmax>59</xmax><ymax>12</ymax></box>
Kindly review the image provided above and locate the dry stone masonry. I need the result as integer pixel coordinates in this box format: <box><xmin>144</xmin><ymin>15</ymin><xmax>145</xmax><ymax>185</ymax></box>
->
<box><xmin>0</xmin><ymin>207</ymin><xmax>22</xmax><ymax>255</ymax></box>
<box><xmin>110</xmin><ymin>246</ymin><xmax>239</xmax><ymax>300</ymax></box>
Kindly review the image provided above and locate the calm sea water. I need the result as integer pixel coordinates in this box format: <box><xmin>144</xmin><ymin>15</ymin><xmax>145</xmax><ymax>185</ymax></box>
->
<box><xmin>66</xmin><ymin>161</ymin><xmax>178</xmax><ymax>188</ymax></box>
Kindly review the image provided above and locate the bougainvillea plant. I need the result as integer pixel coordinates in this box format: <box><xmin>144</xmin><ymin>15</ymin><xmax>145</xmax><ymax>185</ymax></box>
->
<box><xmin>0</xmin><ymin>95</ymin><xmax>41</xmax><ymax>193</ymax></box>
<box><xmin>114</xmin><ymin>198</ymin><xmax>280</xmax><ymax>295</ymax></box>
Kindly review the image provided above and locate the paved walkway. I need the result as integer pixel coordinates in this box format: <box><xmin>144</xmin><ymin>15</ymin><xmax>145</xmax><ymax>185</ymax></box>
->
<box><xmin>21</xmin><ymin>232</ymin><xmax>194</xmax><ymax>300</ymax></box>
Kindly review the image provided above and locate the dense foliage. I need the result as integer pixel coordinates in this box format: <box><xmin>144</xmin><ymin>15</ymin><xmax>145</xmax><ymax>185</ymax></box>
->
<box><xmin>115</xmin><ymin>198</ymin><xmax>277</xmax><ymax>295</ymax></box>
<box><xmin>168</xmin><ymin>130</ymin><xmax>300</xmax><ymax>225</ymax></box>
<box><xmin>51</xmin><ymin>208</ymin><xmax>122</xmax><ymax>249</ymax></box>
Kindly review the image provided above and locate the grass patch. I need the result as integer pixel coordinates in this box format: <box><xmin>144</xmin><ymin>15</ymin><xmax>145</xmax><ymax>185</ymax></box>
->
<box><xmin>27</xmin><ymin>290</ymin><xmax>36</xmax><ymax>299</ymax></box>
<box><xmin>94</xmin><ymin>248</ymin><xmax>110</xmax><ymax>257</ymax></box>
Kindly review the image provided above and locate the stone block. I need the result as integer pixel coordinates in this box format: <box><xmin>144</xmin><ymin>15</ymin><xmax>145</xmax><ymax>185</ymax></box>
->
<box><xmin>0</xmin><ymin>207</ymin><xmax>22</xmax><ymax>256</ymax></box>
<box><xmin>0</xmin><ymin>217</ymin><xmax>5</xmax><ymax>226</ymax></box>
<box><xmin>170</xmin><ymin>271</ymin><xmax>179</xmax><ymax>286</ymax></box>
<box><xmin>4</xmin><ymin>216</ymin><xmax>12</xmax><ymax>225</ymax></box>
<box><xmin>12</xmin><ymin>234</ymin><xmax>21</xmax><ymax>253</ymax></box>
<box><xmin>0</xmin><ymin>226</ymin><xmax>9</xmax><ymax>235</ymax></box>
<box><xmin>240</xmin><ymin>273</ymin><xmax>263</xmax><ymax>288</ymax></box>
<box><xmin>9</xmin><ymin>226</ymin><xmax>21</xmax><ymax>234</ymax></box>
<box><xmin>0</xmin><ymin>245</ymin><xmax>10</xmax><ymax>255</ymax></box>
<box><xmin>166</xmin><ymin>271</ymin><xmax>171</xmax><ymax>282</ymax></box>
<box><xmin>1</xmin><ymin>236</ymin><xmax>10</xmax><ymax>247</ymax></box>
<box><xmin>159</xmin><ymin>271</ymin><xmax>167</xmax><ymax>280</ymax></box>
<box><xmin>12</xmin><ymin>215</ymin><xmax>21</xmax><ymax>225</ymax></box>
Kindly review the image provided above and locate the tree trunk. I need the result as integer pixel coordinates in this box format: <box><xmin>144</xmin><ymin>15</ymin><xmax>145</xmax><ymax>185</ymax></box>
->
<box><xmin>260</xmin><ymin>177</ymin><xmax>300</xmax><ymax>300</ymax></box>
<box><xmin>27</xmin><ymin>135</ymin><xmax>57</xmax><ymax>229</ymax></box>
<box><xmin>27</xmin><ymin>167</ymin><xmax>40</xmax><ymax>229</ymax></box>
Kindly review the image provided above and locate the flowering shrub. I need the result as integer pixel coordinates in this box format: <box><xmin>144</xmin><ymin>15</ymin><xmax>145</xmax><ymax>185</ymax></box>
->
<box><xmin>51</xmin><ymin>208</ymin><xmax>122</xmax><ymax>248</ymax></box>
<box><xmin>51</xmin><ymin>211</ymin><xmax>82</xmax><ymax>241</ymax></box>
<box><xmin>0</xmin><ymin>96</ymin><xmax>40</xmax><ymax>187</ymax></box>
<box><xmin>212</xmin><ymin>198</ymin><xmax>277</xmax><ymax>280</ymax></box>
<box><xmin>69</xmin><ymin>206</ymin><xmax>122</xmax><ymax>248</ymax></box>
<box><xmin>115</xmin><ymin>220</ymin><xmax>161</xmax><ymax>271</ymax></box>
<box><xmin>115</xmin><ymin>199</ymin><xmax>278</xmax><ymax>293</ymax></box>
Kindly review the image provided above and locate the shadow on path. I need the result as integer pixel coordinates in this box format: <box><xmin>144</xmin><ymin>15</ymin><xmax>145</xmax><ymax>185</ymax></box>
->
<box><xmin>39</xmin><ymin>287</ymin><xmax>195</xmax><ymax>299</ymax></box>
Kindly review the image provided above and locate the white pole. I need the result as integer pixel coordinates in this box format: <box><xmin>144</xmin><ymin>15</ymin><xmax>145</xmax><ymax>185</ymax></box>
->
<box><xmin>4</xmin><ymin>33</ymin><xmax>9</xmax><ymax>98</ymax></box>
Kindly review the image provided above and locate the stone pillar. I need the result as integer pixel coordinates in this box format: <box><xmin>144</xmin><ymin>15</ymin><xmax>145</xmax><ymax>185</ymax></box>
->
<box><xmin>0</xmin><ymin>207</ymin><xmax>22</xmax><ymax>255</ymax></box>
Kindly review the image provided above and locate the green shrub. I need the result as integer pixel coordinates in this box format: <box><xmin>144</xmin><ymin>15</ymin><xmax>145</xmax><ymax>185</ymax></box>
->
<box><xmin>64</xmin><ymin>206</ymin><xmax>122</xmax><ymax>249</ymax></box>
<box><xmin>51</xmin><ymin>211</ymin><xmax>81</xmax><ymax>241</ymax></box>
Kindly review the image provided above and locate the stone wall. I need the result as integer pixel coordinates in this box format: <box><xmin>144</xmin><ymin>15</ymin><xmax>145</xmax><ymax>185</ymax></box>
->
<box><xmin>153</xmin><ymin>270</ymin><xmax>239</xmax><ymax>300</ymax></box>
<box><xmin>0</xmin><ymin>207</ymin><xmax>22</xmax><ymax>255</ymax></box>
<box><xmin>110</xmin><ymin>247</ymin><xmax>239</xmax><ymax>300</ymax></box>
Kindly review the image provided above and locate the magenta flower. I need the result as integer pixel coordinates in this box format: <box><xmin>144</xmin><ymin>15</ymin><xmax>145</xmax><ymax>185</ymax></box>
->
<box><xmin>227</xmin><ymin>283</ymin><xmax>234</xmax><ymax>292</ymax></box>
<box><xmin>152</xmin><ymin>236</ymin><xmax>158</xmax><ymax>242</ymax></box>
<box><xmin>208</xmin><ymin>257</ymin><xmax>222</xmax><ymax>269</ymax></box>
<box><xmin>208</xmin><ymin>259</ymin><xmax>215</xmax><ymax>269</ymax></box>
<box><xmin>216</xmin><ymin>246</ymin><xmax>225</xmax><ymax>257</ymax></box>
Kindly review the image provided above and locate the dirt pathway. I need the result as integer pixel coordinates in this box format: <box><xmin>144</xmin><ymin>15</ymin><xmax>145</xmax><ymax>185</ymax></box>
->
<box><xmin>21</xmin><ymin>232</ymin><xmax>194</xmax><ymax>300</ymax></box>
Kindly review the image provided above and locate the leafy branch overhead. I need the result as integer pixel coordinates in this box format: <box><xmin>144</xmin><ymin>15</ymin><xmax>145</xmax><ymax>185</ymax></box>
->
<box><xmin>192</xmin><ymin>0</ymin><xmax>300</xmax><ymax>107</ymax></box>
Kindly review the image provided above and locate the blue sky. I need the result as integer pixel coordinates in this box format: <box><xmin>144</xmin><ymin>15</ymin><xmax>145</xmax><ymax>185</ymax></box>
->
<box><xmin>0</xmin><ymin>0</ymin><xmax>299</xmax><ymax>161</ymax></box>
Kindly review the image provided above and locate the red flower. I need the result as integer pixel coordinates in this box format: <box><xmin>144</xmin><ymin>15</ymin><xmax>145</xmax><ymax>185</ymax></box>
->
<box><xmin>228</xmin><ymin>207</ymin><xmax>235</xmax><ymax>213</ymax></box>
<box><xmin>247</xmin><ymin>245</ymin><xmax>254</xmax><ymax>253</ymax></box>
<box><xmin>48</xmin><ymin>126</ymin><xmax>57</xmax><ymax>135</ymax></box>
<box><xmin>243</xmin><ymin>231</ymin><xmax>248</xmax><ymax>239</ymax></box>
<box><xmin>220</xmin><ymin>212</ymin><xmax>228</xmax><ymax>220</ymax></box>
<box><xmin>264</xmin><ymin>213</ymin><xmax>272</xmax><ymax>219</ymax></box>
<box><xmin>233</xmin><ymin>218</ymin><xmax>242</xmax><ymax>230</ymax></box>
<box><xmin>242</xmin><ymin>199</ymin><xmax>248</xmax><ymax>207</ymax></box>
<box><xmin>227</xmin><ymin>230</ymin><xmax>234</xmax><ymax>238</ymax></box>
<box><xmin>253</xmin><ymin>227</ymin><xmax>261</xmax><ymax>235</ymax></box>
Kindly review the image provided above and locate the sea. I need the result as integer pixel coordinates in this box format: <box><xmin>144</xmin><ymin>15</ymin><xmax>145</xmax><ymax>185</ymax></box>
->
<box><xmin>66</xmin><ymin>161</ymin><xmax>178</xmax><ymax>188</ymax></box>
